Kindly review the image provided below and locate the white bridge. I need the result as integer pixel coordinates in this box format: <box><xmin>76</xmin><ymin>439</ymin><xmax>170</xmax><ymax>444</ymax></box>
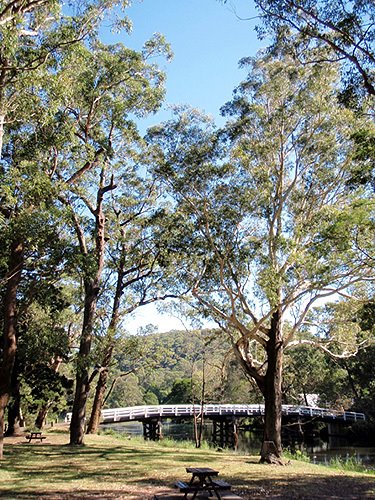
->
<box><xmin>65</xmin><ymin>404</ymin><xmax>365</xmax><ymax>424</ymax></box>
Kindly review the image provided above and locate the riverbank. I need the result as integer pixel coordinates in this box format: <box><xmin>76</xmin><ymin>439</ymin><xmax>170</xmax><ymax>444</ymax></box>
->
<box><xmin>0</xmin><ymin>428</ymin><xmax>374</xmax><ymax>499</ymax></box>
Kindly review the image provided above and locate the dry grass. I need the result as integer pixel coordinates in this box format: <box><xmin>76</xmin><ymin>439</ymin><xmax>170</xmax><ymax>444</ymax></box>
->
<box><xmin>0</xmin><ymin>427</ymin><xmax>374</xmax><ymax>499</ymax></box>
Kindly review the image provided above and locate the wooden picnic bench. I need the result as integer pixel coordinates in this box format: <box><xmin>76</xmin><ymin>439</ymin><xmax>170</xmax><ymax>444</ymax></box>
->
<box><xmin>25</xmin><ymin>431</ymin><xmax>46</xmax><ymax>443</ymax></box>
<box><xmin>175</xmin><ymin>467</ymin><xmax>232</xmax><ymax>499</ymax></box>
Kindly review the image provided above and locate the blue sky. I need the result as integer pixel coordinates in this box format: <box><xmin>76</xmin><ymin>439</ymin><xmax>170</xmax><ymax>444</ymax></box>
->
<box><xmin>109</xmin><ymin>0</ymin><xmax>263</xmax><ymax>332</ymax></box>
<box><xmin>110</xmin><ymin>0</ymin><xmax>263</xmax><ymax>132</ymax></box>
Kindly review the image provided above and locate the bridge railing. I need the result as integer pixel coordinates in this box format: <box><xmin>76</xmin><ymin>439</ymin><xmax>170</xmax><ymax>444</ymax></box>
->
<box><xmin>64</xmin><ymin>404</ymin><xmax>365</xmax><ymax>423</ymax></box>
<box><xmin>99</xmin><ymin>404</ymin><xmax>269</xmax><ymax>422</ymax></box>
<box><xmin>282</xmin><ymin>405</ymin><xmax>366</xmax><ymax>421</ymax></box>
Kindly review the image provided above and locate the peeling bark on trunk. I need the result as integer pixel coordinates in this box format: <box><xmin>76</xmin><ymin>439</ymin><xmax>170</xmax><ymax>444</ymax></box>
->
<box><xmin>86</xmin><ymin>365</ymin><xmax>110</xmax><ymax>434</ymax></box>
<box><xmin>0</xmin><ymin>240</ymin><xmax>24</xmax><ymax>459</ymax></box>
<box><xmin>87</xmin><ymin>253</ymin><xmax>124</xmax><ymax>435</ymax></box>
<box><xmin>233</xmin><ymin>309</ymin><xmax>285</xmax><ymax>464</ymax></box>
<box><xmin>69</xmin><ymin>281</ymin><xmax>98</xmax><ymax>445</ymax></box>
<box><xmin>260</xmin><ymin>310</ymin><xmax>284</xmax><ymax>463</ymax></box>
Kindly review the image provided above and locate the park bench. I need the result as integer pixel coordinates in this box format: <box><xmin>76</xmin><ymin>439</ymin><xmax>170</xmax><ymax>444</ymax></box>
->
<box><xmin>25</xmin><ymin>431</ymin><xmax>46</xmax><ymax>443</ymax></box>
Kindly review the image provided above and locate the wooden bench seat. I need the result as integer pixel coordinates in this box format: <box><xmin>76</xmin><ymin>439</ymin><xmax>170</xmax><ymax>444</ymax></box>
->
<box><xmin>175</xmin><ymin>481</ymin><xmax>198</xmax><ymax>493</ymax></box>
<box><xmin>210</xmin><ymin>479</ymin><xmax>231</xmax><ymax>490</ymax></box>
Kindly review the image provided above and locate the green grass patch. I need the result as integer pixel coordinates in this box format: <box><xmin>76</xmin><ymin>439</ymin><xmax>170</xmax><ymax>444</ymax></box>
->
<box><xmin>0</xmin><ymin>430</ymin><xmax>374</xmax><ymax>499</ymax></box>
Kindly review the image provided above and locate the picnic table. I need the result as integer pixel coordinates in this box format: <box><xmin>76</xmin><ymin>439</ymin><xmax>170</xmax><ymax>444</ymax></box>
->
<box><xmin>25</xmin><ymin>431</ymin><xmax>46</xmax><ymax>443</ymax></box>
<box><xmin>175</xmin><ymin>467</ymin><xmax>231</xmax><ymax>499</ymax></box>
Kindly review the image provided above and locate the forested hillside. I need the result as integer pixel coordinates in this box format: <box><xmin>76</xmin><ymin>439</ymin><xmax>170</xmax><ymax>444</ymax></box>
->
<box><xmin>102</xmin><ymin>320</ymin><xmax>375</xmax><ymax>425</ymax></box>
<box><xmin>105</xmin><ymin>328</ymin><xmax>257</xmax><ymax>408</ymax></box>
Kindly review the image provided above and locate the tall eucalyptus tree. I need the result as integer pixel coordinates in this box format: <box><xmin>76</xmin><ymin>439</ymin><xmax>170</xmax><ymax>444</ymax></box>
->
<box><xmin>52</xmin><ymin>37</ymin><xmax>172</xmax><ymax>445</ymax></box>
<box><xmin>146</xmin><ymin>53</ymin><xmax>374</xmax><ymax>462</ymax></box>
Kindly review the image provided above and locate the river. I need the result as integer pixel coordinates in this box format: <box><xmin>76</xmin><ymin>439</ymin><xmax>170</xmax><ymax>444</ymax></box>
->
<box><xmin>102</xmin><ymin>420</ymin><xmax>375</xmax><ymax>469</ymax></box>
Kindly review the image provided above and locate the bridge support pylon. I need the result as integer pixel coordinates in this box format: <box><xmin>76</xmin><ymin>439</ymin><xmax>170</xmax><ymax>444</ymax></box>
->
<box><xmin>142</xmin><ymin>418</ymin><xmax>163</xmax><ymax>441</ymax></box>
<box><xmin>212</xmin><ymin>416</ymin><xmax>239</xmax><ymax>450</ymax></box>
<box><xmin>327</xmin><ymin>422</ymin><xmax>342</xmax><ymax>437</ymax></box>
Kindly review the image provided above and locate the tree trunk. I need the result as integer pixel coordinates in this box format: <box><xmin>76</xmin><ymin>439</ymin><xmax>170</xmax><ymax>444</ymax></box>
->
<box><xmin>193</xmin><ymin>411</ymin><xmax>200</xmax><ymax>448</ymax></box>
<box><xmin>69</xmin><ymin>370</ymin><xmax>89</xmax><ymax>444</ymax></box>
<box><xmin>196</xmin><ymin>353</ymin><xmax>205</xmax><ymax>448</ymax></box>
<box><xmin>86</xmin><ymin>366</ymin><xmax>109</xmax><ymax>434</ymax></box>
<box><xmin>260</xmin><ymin>310</ymin><xmax>284</xmax><ymax>464</ymax></box>
<box><xmin>0</xmin><ymin>240</ymin><xmax>24</xmax><ymax>459</ymax></box>
<box><xmin>0</xmin><ymin>114</ymin><xmax>5</xmax><ymax>160</ymax></box>
<box><xmin>35</xmin><ymin>402</ymin><xmax>52</xmax><ymax>430</ymax></box>
<box><xmin>232</xmin><ymin>309</ymin><xmax>285</xmax><ymax>463</ymax></box>
<box><xmin>69</xmin><ymin>281</ymin><xmax>98</xmax><ymax>445</ymax></box>
<box><xmin>6</xmin><ymin>398</ymin><xmax>24</xmax><ymax>436</ymax></box>
<box><xmin>87</xmin><ymin>253</ymin><xmax>124</xmax><ymax>435</ymax></box>
<box><xmin>5</xmin><ymin>356</ymin><xmax>24</xmax><ymax>436</ymax></box>
<box><xmin>68</xmin><ymin>164</ymin><xmax>114</xmax><ymax>445</ymax></box>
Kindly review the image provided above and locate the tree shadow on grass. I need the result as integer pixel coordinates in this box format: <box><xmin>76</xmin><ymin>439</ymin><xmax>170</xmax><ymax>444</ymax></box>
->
<box><xmin>228</xmin><ymin>472</ymin><xmax>375</xmax><ymax>499</ymax></box>
<box><xmin>0</xmin><ymin>489</ymin><xmax>156</xmax><ymax>499</ymax></box>
<box><xmin>1</xmin><ymin>443</ymin><xmax>203</xmax><ymax>493</ymax></box>
<box><xmin>3</xmin><ymin>443</ymin><xmax>374</xmax><ymax>499</ymax></box>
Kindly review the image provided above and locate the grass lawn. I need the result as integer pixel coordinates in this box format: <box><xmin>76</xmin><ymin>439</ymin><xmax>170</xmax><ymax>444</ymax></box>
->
<box><xmin>0</xmin><ymin>427</ymin><xmax>374</xmax><ymax>499</ymax></box>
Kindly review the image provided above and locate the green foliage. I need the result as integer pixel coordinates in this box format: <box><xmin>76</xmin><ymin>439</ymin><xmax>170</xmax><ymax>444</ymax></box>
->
<box><xmin>10</xmin><ymin>283</ymin><xmax>74</xmax><ymax>421</ymax></box>
<box><xmin>348</xmin><ymin>128</ymin><xmax>375</xmax><ymax>190</ymax></box>
<box><xmin>144</xmin><ymin>391</ymin><xmax>159</xmax><ymax>405</ymax></box>
<box><xmin>284</xmin><ymin>294</ymin><xmax>375</xmax><ymax>420</ymax></box>
<box><xmin>342</xmin><ymin>342</ymin><xmax>375</xmax><ymax>419</ymax></box>
<box><xmin>147</xmin><ymin>48</ymin><xmax>373</xmax><ymax>350</ymax></box>
<box><xmin>20</xmin><ymin>365</ymin><xmax>73</xmax><ymax>416</ymax></box>
<box><xmin>283</xmin><ymin>346</ymin><xmax>329</xmax><ymax>404</ymax></box>
<box><xmin>163</xmin><ymin>378</ymin><xmax>195</xmax><ymax>404</ymax></box>
<box><xmin>329</xmin><ymin>456</ymin><xmax>375</xmax><ymax>474</ymax></box>
<box><xmin>356</xmin><ymin>300</ymin><xmax>375</xmax><ymax>333</ymax></box>
<box><xmin>284</xmin><ymin>448</ymin><xmax>311</xmax><ymax>463</ymax></box>
<box><xmin>251</xmin><ymin>0</ymin><xmax>375</xmax><ymax>100</ymax></box>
